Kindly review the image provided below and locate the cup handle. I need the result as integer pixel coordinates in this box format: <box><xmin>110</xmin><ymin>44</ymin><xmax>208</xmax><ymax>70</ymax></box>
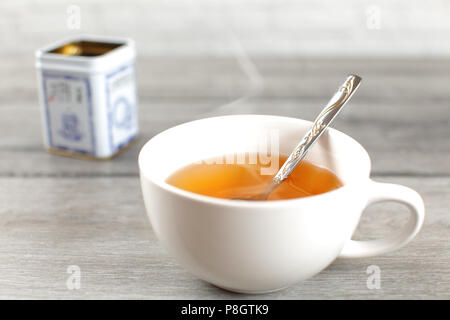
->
<box><xmin>339</xmin><ymin>180</ymin><xmax>425</xmax><ymax>258</ymax></box>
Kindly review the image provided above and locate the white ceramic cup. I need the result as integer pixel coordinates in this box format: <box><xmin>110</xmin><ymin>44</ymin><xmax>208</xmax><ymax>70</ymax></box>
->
<box><xmin>138</xmin><ymin>115</ymin><xmax>425</xmax><ymax>294</ymax></box>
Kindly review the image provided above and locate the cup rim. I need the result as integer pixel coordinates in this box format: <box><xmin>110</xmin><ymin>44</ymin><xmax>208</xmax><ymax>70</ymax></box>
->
<box><xmin>138</xmin><ymin>115</ymin><xmax>372</xmax><ymax>208</ymax></box>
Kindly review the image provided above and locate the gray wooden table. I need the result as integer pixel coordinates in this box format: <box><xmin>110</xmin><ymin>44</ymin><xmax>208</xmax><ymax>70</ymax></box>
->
<box><xmin>0</xmin><ymin>58</ymin><xmax>449</xmax><ymax>299</ymax></box>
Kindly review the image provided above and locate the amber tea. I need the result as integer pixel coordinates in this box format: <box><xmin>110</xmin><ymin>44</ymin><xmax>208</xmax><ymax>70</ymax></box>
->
<box><xmin>166</xmin><ymin>154</ymin><xmax>343</xmax><ymax>201</ymax></box>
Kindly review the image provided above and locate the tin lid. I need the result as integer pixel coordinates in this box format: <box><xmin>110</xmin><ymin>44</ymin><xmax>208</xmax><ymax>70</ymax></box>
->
<box><xmin>35</xmin><ymin>35</ymin><xmax>135</xmax><ymax>74</ymax></box>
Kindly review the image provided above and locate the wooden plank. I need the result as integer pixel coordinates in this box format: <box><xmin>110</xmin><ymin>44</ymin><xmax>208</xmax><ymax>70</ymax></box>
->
<box><xmin>0</xmin><ymin>58</ymin><xmax>448</xmax><ymax>299</ymax></box>
<box><xmin>3</xmin><ymin>58</ymin><xmax>450</xmax><ymax>101</ymax></box>
<box><xmin>2</xmin><ymin>1</ymin><xmax>450</xmax><ymax>59</ymax></box>
<box><xmin>0</xmin><ymin>176</ymin><xmax>448</xmax><ymax>299</ymax></box>
<box><xmin>0</xmin><ymin>98</ymin><xmax>448</xmax><ymax>176</ymax></box>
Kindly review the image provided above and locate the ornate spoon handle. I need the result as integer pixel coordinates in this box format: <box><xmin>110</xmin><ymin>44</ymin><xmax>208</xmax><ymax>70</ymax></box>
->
<box><xmin>269</xmin><ymin>75</ymin><xmax>362</xmax><ymax>189</ymax></box>
<box><xmin>232</xmin><ymin>75</ymin><xmax>361</xmax><ymax>201</ymax></box>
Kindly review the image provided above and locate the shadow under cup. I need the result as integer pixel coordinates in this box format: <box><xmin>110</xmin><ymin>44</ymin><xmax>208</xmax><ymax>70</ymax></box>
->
<box><xmin>138</xmin><ymin>115</ymin><xmax>423</xmax><ymax>294</ymax></box>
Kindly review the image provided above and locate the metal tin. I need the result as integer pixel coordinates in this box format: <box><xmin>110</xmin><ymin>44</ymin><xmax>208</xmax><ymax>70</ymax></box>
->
<box><xmin>35</xmin><ymin>35</ymin><xmax>138</xmax><ymax>159</ymax></box>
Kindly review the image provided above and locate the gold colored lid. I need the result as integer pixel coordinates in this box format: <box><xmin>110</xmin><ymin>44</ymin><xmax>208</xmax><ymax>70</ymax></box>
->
<box><xmin>49</xmin><ymin>40</ymin><xmax>124</xmax><ymax>57</ymax></box>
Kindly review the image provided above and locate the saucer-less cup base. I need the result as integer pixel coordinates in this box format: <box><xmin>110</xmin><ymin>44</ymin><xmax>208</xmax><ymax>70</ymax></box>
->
<box><xmin>138</xmin><ymin>115</ymin><xmax>425</xmax><ymax>293</ymax></box>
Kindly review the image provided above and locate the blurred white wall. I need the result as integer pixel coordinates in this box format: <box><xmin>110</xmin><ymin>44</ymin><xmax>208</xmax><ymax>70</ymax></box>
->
<box><xmin>1</xmin><ymin>0</ymin><xmax>450</xmax><ymax>58</ymax></box>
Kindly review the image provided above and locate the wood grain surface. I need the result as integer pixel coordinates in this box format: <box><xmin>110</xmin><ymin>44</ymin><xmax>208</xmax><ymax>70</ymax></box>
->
<box><xmin>0</xmin><ymin>58</ymin><xmax>449</xmax><ymax>299</ymax></box>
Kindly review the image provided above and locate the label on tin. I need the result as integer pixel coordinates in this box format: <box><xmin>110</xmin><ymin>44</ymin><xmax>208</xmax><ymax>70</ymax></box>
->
<box><xmin>42</xmin><ymin>73</ymin><xmax>95</xmax><ymax>155</ymax></box>
<box><xmin>105</xmin><ymin>64</ymin><xmax>138</xmax><ymax>153</ymax></box>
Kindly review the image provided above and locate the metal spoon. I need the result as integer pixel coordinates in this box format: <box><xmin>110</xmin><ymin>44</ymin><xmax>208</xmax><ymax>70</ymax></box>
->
<box><xmin>233</xmin><ymin>74</ymin><xmax>362</xmax><ymax>201</ymax></box>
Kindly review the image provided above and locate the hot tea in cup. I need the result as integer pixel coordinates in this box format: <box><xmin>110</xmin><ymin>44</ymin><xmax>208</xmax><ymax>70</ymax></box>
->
<box><xmin>166</xmin><ymin>155</ymin><xmax>342</xmax><ymax>200</ymax></box>
<box><xmin>139</xmin><ymin>115</ymin><xmax>424</xmax><ymax>293</ymax></box>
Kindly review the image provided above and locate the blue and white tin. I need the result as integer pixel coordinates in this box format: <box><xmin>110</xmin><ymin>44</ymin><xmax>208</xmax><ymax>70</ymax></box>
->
<box><xmin>35</xmin><ymin>35</ymin><xmax>138</xmax><ymax>159</ymax></box>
